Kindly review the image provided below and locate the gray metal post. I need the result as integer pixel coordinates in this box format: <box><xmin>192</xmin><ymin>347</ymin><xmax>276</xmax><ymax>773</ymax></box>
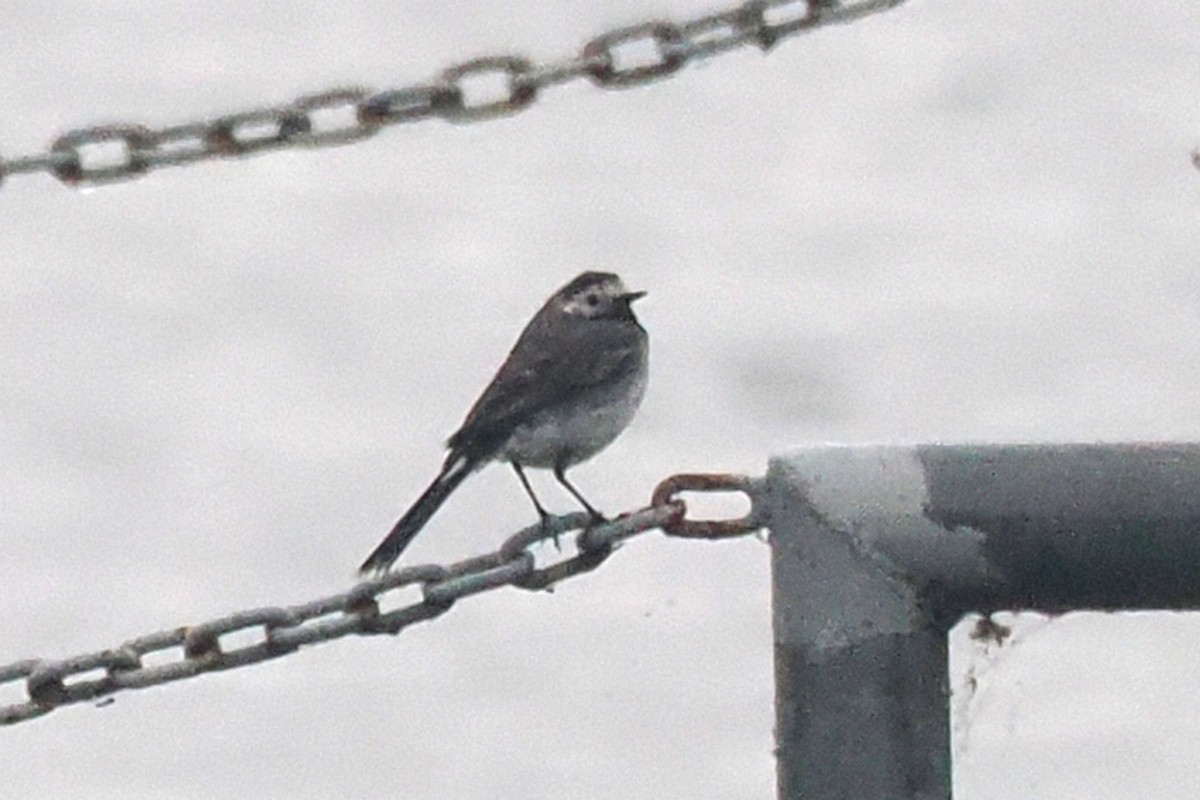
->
<box><xmin>764</xmin><ymin>443</ymin><xmax>1200</xmax><ymax>800</ymax></box>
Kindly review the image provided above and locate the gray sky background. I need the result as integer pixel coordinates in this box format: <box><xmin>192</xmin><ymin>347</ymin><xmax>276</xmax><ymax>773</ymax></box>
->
<box><xmin>3</xmin><ymin>1</ymin><xmax>1199</xmax><ymax>797</ymax></box>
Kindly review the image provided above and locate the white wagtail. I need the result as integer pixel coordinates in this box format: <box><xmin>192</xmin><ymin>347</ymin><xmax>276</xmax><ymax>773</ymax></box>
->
<box><xmin>359</xmin><ymin>271</ymin><xmax>648</xmax><ymax>574</ymax></box>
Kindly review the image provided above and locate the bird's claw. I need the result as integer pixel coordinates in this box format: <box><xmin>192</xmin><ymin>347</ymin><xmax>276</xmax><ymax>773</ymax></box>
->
<box><xmin>536</xmin><ymin>511</ymin><xmax>562</xmax><ymax>551</ymax></box>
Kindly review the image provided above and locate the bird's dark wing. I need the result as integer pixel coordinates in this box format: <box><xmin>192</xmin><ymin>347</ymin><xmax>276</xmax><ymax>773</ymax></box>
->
<box><xmin>445</xmin><ymin>314</ymin><xmax>644</xmax><ymax>459</ymax></box>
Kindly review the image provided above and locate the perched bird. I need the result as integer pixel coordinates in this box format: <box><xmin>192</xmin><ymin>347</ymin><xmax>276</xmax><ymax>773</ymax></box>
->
<box><xmin>359</xmin><ymin>271</ymin><xmax>648</xmax><ymax>574</ymax></box>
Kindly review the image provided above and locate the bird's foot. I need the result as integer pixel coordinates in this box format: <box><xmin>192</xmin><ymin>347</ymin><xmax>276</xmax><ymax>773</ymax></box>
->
<box><xmin>536</xmin><ymin>510</ymin><xmax>562</xmax><ymax>551</ymax></box>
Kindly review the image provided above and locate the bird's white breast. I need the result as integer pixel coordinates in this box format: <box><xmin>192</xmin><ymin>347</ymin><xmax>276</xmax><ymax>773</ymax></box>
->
<box><xmin>498</xmin><ymin>355</ymin><xmax>648</xmax><ymax>469</ymax></box>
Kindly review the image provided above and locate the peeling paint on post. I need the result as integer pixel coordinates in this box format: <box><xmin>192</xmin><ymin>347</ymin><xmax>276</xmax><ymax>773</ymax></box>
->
<box><xmin>765</xmin><ymin>443</ymin><xmax>1200</xmax><ymax>800</ymax></box>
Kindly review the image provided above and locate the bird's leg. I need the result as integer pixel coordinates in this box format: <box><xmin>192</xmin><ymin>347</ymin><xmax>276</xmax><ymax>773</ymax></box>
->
<box><xmin>511</xmin><ymin>462</ymin><xmax>559</xmax><ymax>550</ymax></box>
<box><xmin>553</xmin><ymin>465</ymin><xmax>606</xmax><ymax>526</ymax></box>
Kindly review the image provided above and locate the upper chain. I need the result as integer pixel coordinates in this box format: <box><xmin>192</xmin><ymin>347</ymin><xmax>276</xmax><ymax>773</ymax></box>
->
<box><xmin>0</xmin><ymin>0</ymin><xmax>905</xmax><ymax>189</ymax></box>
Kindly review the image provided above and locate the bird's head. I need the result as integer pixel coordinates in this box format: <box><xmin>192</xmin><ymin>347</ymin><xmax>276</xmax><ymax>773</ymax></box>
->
<box><xmin>555</xmin><ymin>271</ymin><xmax>646</xmax><ymax>320</ymax></box>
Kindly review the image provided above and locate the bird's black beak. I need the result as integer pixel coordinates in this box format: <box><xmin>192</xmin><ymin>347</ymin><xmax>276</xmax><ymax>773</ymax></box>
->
<box><xmin>620</xmin><ymin>290</ymin><xmax>647</xmax><ymax>304</ymax></box>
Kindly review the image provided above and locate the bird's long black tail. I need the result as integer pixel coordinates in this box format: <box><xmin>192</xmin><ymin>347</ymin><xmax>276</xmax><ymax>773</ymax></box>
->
<box><xmin>359</xmin><ymin>453</ymin><xmax>477</xmax><ymax>574</ymax></box>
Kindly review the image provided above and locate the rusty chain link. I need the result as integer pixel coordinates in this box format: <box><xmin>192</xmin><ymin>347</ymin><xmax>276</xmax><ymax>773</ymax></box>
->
<box><xmin>0</xmin><ymin>473</ymin><xmax>761</xmax><ymax>726</ymax></box>
<box><xmin>0</xmin><ymin>0</ymin><xmax>905</xmax><ymax>189</ymax></box>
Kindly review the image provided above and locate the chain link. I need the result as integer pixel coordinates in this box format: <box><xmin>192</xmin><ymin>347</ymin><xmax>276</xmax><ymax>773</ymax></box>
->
<box><xmin>0</xmin><ymin>0</ymin><xmax>905</xmax><ymax>190</ymax></box>
<box><xmin>0</xmin><ymin>473</ymin><xmax>760</xmax><ymax>726</ymax></box>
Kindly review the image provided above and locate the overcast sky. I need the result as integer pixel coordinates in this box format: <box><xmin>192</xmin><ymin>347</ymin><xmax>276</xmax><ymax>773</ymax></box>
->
<box><xmin>3</xmin><ymin>1</ymin><xmax>1199</xmax><ymax>798</ymax></box>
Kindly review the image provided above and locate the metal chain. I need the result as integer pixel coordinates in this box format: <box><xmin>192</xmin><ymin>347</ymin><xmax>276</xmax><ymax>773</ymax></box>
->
<box><xmin>0</xmin><ymin>473</ymin><xmax>761</xmax><ymax>726</ymax></box>
<box><xmin>0</xmin><ymin>0</ymin><xmax>905</xmax><ymax>190</ymax></box>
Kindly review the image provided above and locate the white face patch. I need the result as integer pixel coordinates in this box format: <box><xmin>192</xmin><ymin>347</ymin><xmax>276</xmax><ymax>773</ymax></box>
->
<box><xmin>560</xmin><ymin>277</ymin><xmax>629</xmax><ymax>316</ymax></box>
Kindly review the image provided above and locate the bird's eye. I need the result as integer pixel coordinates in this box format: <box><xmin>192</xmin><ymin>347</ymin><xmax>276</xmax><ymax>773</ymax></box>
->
<box><xmin>585</xmin><ymin>293</ymin><xmax>600</xmax><ymax>307</ymax></box>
